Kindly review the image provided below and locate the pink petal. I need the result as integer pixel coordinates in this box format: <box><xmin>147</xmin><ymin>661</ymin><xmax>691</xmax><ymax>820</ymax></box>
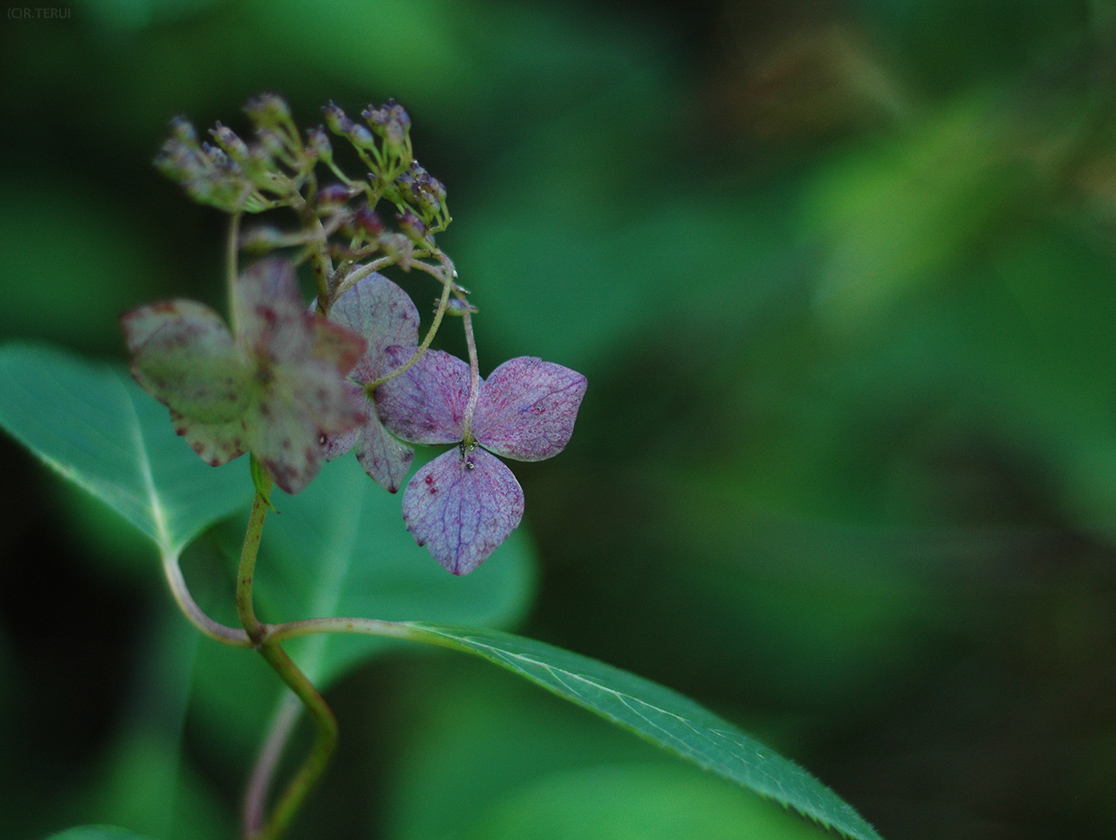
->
<box><xmin>375</xmin><ymin>348</ymin><xmax>472</xmax><ymax>444</ymax></box>
<box><xmin>402</xmin><ymin>447</ymin><xmax>524</xmax><ymax>575</ymax></box>
<box><xmin>327</xmin><ymin>273</ymin><xmax>419</xmax><ymax>382</ymax></box>
<box><xmin>471</xmin><ymin>357</ymin><xmax>587</xmax><ymax>461</ymax></box>
<box><xmin>122</xmin><ymin>300</ymin><xmax>250</xmax><ymax>423</ymax></box>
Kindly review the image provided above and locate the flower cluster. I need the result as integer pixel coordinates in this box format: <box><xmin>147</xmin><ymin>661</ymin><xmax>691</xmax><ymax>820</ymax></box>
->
<box><xmin>128</xmin><ymin>94</ymin><xmax>585</xmax><ymax>574</ymax></box>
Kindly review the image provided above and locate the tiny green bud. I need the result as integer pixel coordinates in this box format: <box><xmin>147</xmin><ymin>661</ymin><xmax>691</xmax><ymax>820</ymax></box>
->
<box><xmin>444</xmin><ymin>297</ymin><xmax>477</xmax><ymax>316</ymax></box>
<box><xmin>210</xmin><ymin>122</ymin><xmax>250</xmax><ymax>163</ymax></box>
<box><xmin>169</xmin><ymin>115</ymin><xmax>199</xmax><ymax>145</ymax></box>
<box><xmin>317</xmin><ymin>183</ymin><xmax>360</xmax><ymax>206</ymax></box>
<box><xmin>244</xmin><ymin>93</ymin><xmax>293</xmax><ymax>128</ymax></box>
<box><xmin>363</xmin><ymin>98</ymin><xmax>411</xmax><ymax>154</ymax></box>
<box><xmin>322</xmin><ymin>101</ymin><xmax>353</xmax><ymax>135</ymax></box>
<box><xmin>397</xmin><ymin>210</ymin><xmax>427</xmax><ymax>243</ymax></box>
<box><xmin>354</xmin><ymin>205</ymin><xmax>384</xmax><ymax>237</ymax></box>
<box><xmin>305</xmin><ymin>126</ymin><xmax>332</xmax><ymax>162</ymax></box>
<box><xmin>379</xmin><ymin>231</ymin><xmax>414</xmax><ymax>269</ymax></box>
<box><xmin>240</xmin><ymin>226</ymin><xmax>284</xmax><ymax>254</ymax></box>
<box><xmin>347</xmin><ymin>123</ymin><xmax>376</xmax><ymax>150</ymax></box>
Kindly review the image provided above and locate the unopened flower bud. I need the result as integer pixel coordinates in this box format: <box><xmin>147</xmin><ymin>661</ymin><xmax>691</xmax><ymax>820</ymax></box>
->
<box><xmin>397</xmin><ymin>210</ymin><xmax>427</xmax><ymax>243</ymax></box>
<box><xmin>354</xmin><ymin>205</ymin><xmax>384</xmax><ymax>237</ymax></box>
<box><xmin>379</xmin><ymin>231</ymin><xmax>414</xmax><ymax>269</ymax></box>
<box><xmin>169</xmin><ymin>115</ymin><xmax>199</xmax><ymax>145</ymax></box>
<box><xmin>240</xmin><ymin>226</ymin><xmax>284</xmax><ymax>253</ymax></box>
<box><xmin>363</xmin><ymin>98</ymin><xmax>411</xmax><ymax>153</ymax></box>
<box><xmin>317</xmin><ymin>183</ymin><xmax>359</xmax><ymax>206</ymax></box>
<box><xmin>305</xmin><ymin>126</ymin><xmax>332</xmax><ymax>162</ymax></box>
<box><xmin>347</xmin><ymin>123</ymin><xmax>375</xmax><ymax>150</ymax></box>
<box><xmin>322</xmin><ymin>101</ymin><xmax>353</xmax><ymax>135</ymax></box>
<box><xmin>210</xmin><ymin>122</ymin><xmax>250</xmax><ymax>163</ymax></box>
<box><xmin>443</xmin><ymin>297</ymin><xmax>477</xmax><ymax>316</ymax></box>
<box><xmin>244</xmin><ymin>93</ymin><xmax>293</xmax><ymax>128</ymax></box>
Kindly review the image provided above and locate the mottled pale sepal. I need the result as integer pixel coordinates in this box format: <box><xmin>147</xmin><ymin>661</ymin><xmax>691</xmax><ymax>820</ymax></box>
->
<box><xmin>122</xmin><ymin>300</ymin><xmax>250</xmax><ymax>423</ymax></box>
<box><xmin>471</xmin><ymin>357</ymin><xmax>587</xmax><ymax>461</ymax></box>
<box><xmin>309</xmin><ymin>315</ymin><xmax>369</xmax><ymax>375</ymax></box>
<box><xmin>170</xmin><ymin>410</ymin><xmax>248</xmax><ymax>466</ymax></box>
<box><xmin>252</xmin><ymin>360</ymin><xmax>367</xmax><ymax>494</ymax></box>
<box><xmin>235</xmin><ymin>258</ymin><xmax>305</xmax><ymax>334</ymax></box>
<box><xmin>376</xmin><ymin>348</ymin><xmax>472</xmax><ymax>445</ymax></box>
<box><xmin>402</xmin><ymin>446</ymin><xmax>525</xmax><ymax>575</ymax></box>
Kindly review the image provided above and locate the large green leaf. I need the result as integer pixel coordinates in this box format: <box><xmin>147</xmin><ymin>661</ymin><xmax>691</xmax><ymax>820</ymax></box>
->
<box><xmin>392</xmin><ymin>623</ymin><xmax>881</xmax><ymax>840</ymax></box>
<box><xmin>45</xmin><ymin>828</ymin><xmax>161</xmax><ymax>840</ymax></box>
<box><xmin>0</xmin><ymin>343</ymin><xmax>251</xmax><ymax>556</ymax></box>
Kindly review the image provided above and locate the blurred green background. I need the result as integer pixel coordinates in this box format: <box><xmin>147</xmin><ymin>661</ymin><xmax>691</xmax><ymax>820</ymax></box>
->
<box><xmin>3</xmin><ymin>0</ymin><xmax>1116</xmax><ymax>838</ymax></box>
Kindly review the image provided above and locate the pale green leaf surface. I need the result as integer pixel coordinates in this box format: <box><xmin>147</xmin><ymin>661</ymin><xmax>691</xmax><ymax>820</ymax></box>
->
<box><xmin>45</xmin><ymin>827</ymin><xmax>162</xmax><ymax>840</ymax></box>
<box><xmin>0</xmin><ymin>343</ymin><xmax>252</xmax><ymax>556</ymax></box>
<box><xmin>461</xmin><ymin>763</ymin><xmax>836</xmax><ymax>840</ymax></box>
<box><xmin>401</xmin><ymin>623</ymin><xmax>882</xmax><ymax>840</ymax></box>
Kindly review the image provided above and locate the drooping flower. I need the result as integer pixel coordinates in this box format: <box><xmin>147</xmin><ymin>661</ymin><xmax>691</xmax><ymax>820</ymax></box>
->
<box><xmin>318</xmin><ymin>272</ymin><xmax>420</xmax><ymax>492</ymax></box>
<box><xmin>122</xmin><ymin>258</ymin><xmax>367</xmax><ymax>494</ymax></box>
<box><xmin>376</xmin><ymin>349</ymin><xmax>587</xmax><ymax>574</ymax></box>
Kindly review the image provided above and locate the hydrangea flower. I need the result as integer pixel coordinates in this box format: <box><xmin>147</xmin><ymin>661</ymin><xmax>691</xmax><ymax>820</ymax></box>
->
<box><xmin>376</xmin><ymin>349</ymin><xmax>587</xmax><ymax>574</ymax></box>
<box><xmin>317</xmin><ymin>273</ymin><xmax>420</xmax><ymax>492</ymax></box>
<box><xmin>122</xmin><ymin>258</ymin><xmax>367</xmax><ymax>494</ymax></box>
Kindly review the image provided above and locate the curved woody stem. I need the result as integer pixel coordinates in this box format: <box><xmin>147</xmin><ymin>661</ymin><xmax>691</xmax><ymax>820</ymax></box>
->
<box><xmin>235</xmin><ymin>470</ymin><xmax>339</xmax><ymax>840</ymax></box>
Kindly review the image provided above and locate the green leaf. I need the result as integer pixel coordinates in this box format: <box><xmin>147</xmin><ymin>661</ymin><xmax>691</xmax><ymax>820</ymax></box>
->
<box><xmin>45</xmin><ymin>828</ymin><xmax>162</xmax><ymax>840</ymax></box>
<box><xmin>0</xmin><ymin>343</ymin><xmax>252</xmax><ymax>556</ymax></box>
<box><xmin>461</xmin><ymin>763</ymin><xmax>837</xmax><ymax>840</ymax></box>
<box><xmin>399</xmin><ymin>623</ymin><xmax>882</xmax><ymax>840</ymax></box>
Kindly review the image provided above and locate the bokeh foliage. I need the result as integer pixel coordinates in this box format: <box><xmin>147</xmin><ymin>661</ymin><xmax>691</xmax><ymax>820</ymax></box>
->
<box><xmin>3</xmin><ymin>0</ymin><xmax>1116</xmax><ymax>838</ymax></box>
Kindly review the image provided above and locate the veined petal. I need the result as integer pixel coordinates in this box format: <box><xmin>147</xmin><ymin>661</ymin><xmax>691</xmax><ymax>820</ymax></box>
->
<box><xmin>354</xmin><ymin>403</ymin><xmax>415</xmax><ymax>493</ymax></box>
<box><xmin>472</xmin><ymin>357</ymin><xmax>587</xmax><ymax>461</ymax></box>
<box><xmin>375</xmin><ymin>348</ymin><xmax>471</xmax><ymax>445</ymax></box>
<box><xmin>327</xmin><ymin>273</ymin><xmax>419</xmax><ymax>382</ymax></box>
<box><xmin>402</xmin><ymin>447</ymin><xmax>524</xmax><ymax>575</ymax></box>
<box><xmin>122</xmin><ymin>299</ymin><xmax>250</xmax><ymax>423</ymax></box>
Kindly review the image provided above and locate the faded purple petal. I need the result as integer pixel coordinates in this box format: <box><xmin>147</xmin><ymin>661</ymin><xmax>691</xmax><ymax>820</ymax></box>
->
<box><xmin>122</xmin><ymin>300</ymin><xmax>250</xmax><ymax>423</ymax></box>
<box><xmin>376</xmin><ymin>348</ymin><xmax>472</xmax><ymax>444</ymax></box>
<box><xmin>327</xmin><ymin>273</ymin><xmax>420</xmax><ymax>382</ymax></box>
<box><xmin>471</xmin><ymin>357</ymin><xmax>587</xmax><ymax>461</ymax></box>
<box><xmin>402</xmin><ymin>446</ymin><xmax>524</xmax><ymax>575</ymax></box>
<box><xmin>354</xmin><ymin>406</ymin><xmax>414</xmax><ymax>493</ymax></box>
